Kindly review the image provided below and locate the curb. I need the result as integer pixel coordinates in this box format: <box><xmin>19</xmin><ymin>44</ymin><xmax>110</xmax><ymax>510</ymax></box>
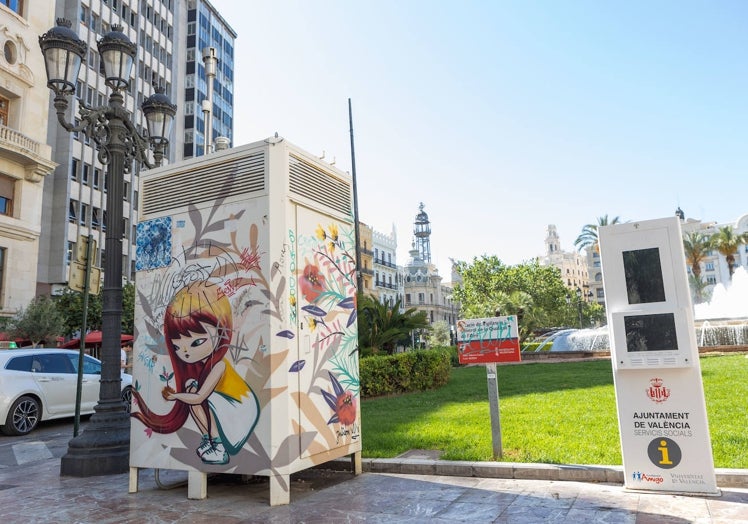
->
<box><xmin>325</xmin><ymin>458</ymin><xmax>748</xmax><ymax>488</ymax></box>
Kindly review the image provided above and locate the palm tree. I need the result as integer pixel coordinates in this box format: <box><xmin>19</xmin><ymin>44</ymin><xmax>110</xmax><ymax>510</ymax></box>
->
<box><xmin>710</xmin><ymin>225</ymin><xmax>748</xmax><ymax>279</ymax></box>
<box><xmin>357</xmin><ymin>295</ymin><xmax>429</xmax><ymax>355</ymax></box>
<box><xmin>682</xmin><ymin>231</ymin><xmax>713</xmax><ymax>279</ymax></box>
<box><xmin>575</xmin><ymin>215</ymin><xmax>621</xmax><ymax>252</ymax></box>
<box><xmin>688</xmin><ymin>273</ymin><xmax>711</xmax><ymax>304</ymax></box>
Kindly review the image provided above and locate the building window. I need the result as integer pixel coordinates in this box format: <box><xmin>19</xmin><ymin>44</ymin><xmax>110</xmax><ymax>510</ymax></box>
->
<box><xmin>1</xmin><ymin>0</ymin><xmax>23</xmax><ymax>14</ymax></box>
<box><xmin>405</xmin><ymin>293</ymin><xmax>411</xmax><ymax>305</ymax></box>
<box><xmin>705</xmin><ymin>262</ymin><xmax>715</xmax><ymax>271</ymax></box>
<box><xmin>418</xmin><ymin>293</ymin><xmax>425</xmax><ymax>304</ymax></box>
<box><xmin>706</xmin><ymin>276</ymin><xmax>717</xmax><ymax>285</ymax></box>
<box><xmin>0</xmin><ymin>95</ymin><xmax>8</xmax><ymax>126</ymax></box>
<box><xmin>92</xmin><ymin>208</ymin><xmax>101</xmax><ymax>229</ymax></box>
<box><xmin>71</xmin><ymin>159</ymin><xmax>79</xmax><ymax>180</ymax></box>
<box><xmin>68</xmin><ymin>200</ymin><xmax>78</xmax><ymax>222</ymax></box>
<box><xmin>80</xmin><ymin>203</ymin><xmax>88</xmax><ymax>226</ymax></box>
<box><xmin>93</xmin><ymin>168</ymin><xmax>101</xmax><ymax>189</ymax></box>
<box><xmin>0</xmin><ymin>176</ymin><xmax>14</xmax><ymax>217</ymax></box>
<box><xmin>82</xmin><ymin>164</ymin><xmax>90</xmax><ymax>185</ymax></box>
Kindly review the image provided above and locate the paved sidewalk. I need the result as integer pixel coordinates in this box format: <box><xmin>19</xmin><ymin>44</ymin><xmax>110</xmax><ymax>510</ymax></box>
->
<box><xmin>1</xmin><ymin>456</ymin><xmax>747</xmax><ymax>523</ymax></box>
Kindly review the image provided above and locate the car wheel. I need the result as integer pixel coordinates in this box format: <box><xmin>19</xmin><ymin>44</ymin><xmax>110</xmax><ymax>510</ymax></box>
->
<box><xmin>1</xmin><ymin>396</ymin><xmax>41</xmax><ymax>436</ymax></box>
<box><xmin>121</xmin><ymin>386</ymin><xmax>133</xmax><ymax>414</ymax></box>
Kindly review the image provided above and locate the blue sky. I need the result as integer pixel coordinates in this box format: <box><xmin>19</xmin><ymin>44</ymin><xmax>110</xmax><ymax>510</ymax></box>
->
<box><xmin>209</xmin><ymin>0</ymin><xmax>748</xmax><ymax>278</ymax></box>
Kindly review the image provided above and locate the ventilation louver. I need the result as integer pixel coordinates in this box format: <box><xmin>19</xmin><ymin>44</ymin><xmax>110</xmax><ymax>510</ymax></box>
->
<box><xmin>141</xmin><ymin>152</ymin><xmax>265</xmax><ymax>216</ymax></box>
<box><xmin>288</xmin><ymin>154</ymin><xmax>351</xmax><ymax>216</ymax></box>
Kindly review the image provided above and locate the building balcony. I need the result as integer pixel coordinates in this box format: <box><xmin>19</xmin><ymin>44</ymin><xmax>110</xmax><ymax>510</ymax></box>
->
<box><xmin>360</xmin><ymin>247</ymin><xmax>374</xmax><ymax>256</ymax></box>
<box><xmin>0</xmin><ymin>124</ymin><xmax>56</xmax><ymax>183</ymax></box>
<box><xmin>373</xmin><ymin>258</ymin><xmax>397</xmax><ymax>268</ymax></box>
<box><xmin>361</xmin><ymin>267</ymin><xmax>374</xmax><ymax>276</ymax></box>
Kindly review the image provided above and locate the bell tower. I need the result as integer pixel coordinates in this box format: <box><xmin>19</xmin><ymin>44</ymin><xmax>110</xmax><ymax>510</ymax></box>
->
<box><xmin>545</xmin><ymin>224</ymin><xmax>560</xmax><ymax>256</ymax></box>
<box><xmin>414</xmin><ymin>202</ymin><xmax>431</xmax><ymax>263</ymax></box>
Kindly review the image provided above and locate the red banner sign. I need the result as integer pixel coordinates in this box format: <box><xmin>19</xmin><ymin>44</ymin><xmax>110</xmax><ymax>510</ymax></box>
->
<box><xmin>457</xmin><ymin>316</ymin><xmax>522</xmax><ymax>365</ymax></box>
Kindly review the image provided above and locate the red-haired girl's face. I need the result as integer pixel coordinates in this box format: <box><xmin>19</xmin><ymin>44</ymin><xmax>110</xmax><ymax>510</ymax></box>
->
<box><xmin>170</xmin><ymin>321</ymin><xmax>218</xmax><ymax>364</ymax></box>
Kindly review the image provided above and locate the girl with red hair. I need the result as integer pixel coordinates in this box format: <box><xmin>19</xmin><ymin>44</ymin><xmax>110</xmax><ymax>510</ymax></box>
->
<box><xmin>132</xmin><ymin>282</ymin><xmax>259</xmax><ymax>465</ymax></box>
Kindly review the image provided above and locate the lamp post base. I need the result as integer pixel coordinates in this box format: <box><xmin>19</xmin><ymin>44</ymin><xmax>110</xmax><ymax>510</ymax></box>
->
<box><xmin>60</xmin><ymin>410</ymin><xmax>130</xmax><ymax>477</ymax></box>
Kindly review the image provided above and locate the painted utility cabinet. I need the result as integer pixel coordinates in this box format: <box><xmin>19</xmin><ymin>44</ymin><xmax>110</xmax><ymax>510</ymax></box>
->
<box><xmin>128</xmin><ymin>137</ymin><xmax>361</xmax><ymax>505</ymax></box>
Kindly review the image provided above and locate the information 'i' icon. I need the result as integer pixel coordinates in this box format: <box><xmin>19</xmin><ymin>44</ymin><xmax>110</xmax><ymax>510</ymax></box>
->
<box><xmin>658</xmin><ymin>440</ymin><xmax>673</xmax><ymax>465</ymax></box>
<box><xmin>647</xmin><ymin>437</ymin><xmax>682</xmax><ymax>469</ymax></box>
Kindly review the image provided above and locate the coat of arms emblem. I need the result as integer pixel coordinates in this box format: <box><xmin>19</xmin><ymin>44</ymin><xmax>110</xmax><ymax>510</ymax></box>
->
<box><xmin>646</xmin><ymin>377</ymin><xmax>670</xmax><ymax>403</ymax></box>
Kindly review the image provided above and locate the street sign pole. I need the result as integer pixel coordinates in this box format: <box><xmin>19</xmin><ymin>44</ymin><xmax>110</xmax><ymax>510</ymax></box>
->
<box><xmin>73</xmin><ymin>235</ymin><xmax>94</xmax><ymax>437</ymax></box>
<box><xmin>486</xmin><ymin>363</ymin><xmax>502</xmax><ymax>459</ymax></box>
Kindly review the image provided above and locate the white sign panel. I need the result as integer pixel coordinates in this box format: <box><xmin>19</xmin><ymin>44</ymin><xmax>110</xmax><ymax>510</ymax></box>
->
<box><xmin>599</xmin><ymin>217</ymin><xmax>718</xmax><ymax>495</ymax></box>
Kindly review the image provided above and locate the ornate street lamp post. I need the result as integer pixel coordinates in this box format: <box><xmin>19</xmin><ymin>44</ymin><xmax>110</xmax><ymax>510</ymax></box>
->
<box><xmin>39</xmin><ymin>19</ymin><xmax>175</xmax><ymax>476</ymax></box>
<box><xmin>576</xmin><ymin>287</ymin><xmax>583</xmax><ymax>329</ymax></box>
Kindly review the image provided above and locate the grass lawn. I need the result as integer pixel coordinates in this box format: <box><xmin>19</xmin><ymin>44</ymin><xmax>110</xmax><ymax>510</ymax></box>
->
<box><xmin>360</xmin><ymin>353</ymin><xmax>748</xmax><ymax>468</ymax></box>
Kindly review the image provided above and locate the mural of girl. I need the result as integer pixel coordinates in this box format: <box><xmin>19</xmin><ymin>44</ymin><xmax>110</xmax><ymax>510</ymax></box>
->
<box><xmin>132</xmin><ymin>281</ymin><xmax>260</xmax><ymax>465</ymax></box>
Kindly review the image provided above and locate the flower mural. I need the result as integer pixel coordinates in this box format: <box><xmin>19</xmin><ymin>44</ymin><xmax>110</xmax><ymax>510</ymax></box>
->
<box><xmin>300</xmin><ymin>263</ymin><xmax>325</xmax><ymax>302</ymax></box>
<box><xmin>321</xmin><ymin>372</ymin><xmax>357</xmax><ymax>426</ymax></box>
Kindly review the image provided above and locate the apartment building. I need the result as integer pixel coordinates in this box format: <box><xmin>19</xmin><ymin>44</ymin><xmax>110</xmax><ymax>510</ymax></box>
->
<box><xmin>0</xmin><ymin>1</ymin><xmax>57</xmax><ymax>316</ymax></box>
<box><xmin>183</xmin><ymin>0</ymin><xmax>235</xmax><ymax>158</ymax></box>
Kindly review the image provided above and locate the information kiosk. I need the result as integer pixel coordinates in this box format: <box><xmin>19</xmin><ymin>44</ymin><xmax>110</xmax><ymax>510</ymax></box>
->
<box><xmin>599</xmin><ymin>217</ymin><xmax>718</xmax><ymax>494</ymax></box>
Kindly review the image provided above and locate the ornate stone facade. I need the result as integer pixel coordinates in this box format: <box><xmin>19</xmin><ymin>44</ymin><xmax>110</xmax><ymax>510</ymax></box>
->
<box><xmin>0</xmin><ymin>2</ymin><xmax>56</xmax><ymax>316</ymax></box>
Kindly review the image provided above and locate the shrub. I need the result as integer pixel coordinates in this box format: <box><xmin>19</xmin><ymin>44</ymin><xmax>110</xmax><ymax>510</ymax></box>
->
<box><xmin>521</xmin><ymin>341</ymin><xmax>547</xmax><ymax>352</ymax></box>
<box><xmin>360</xmin><ymin>348</ymin><xmax>451</xmax><ymax>397</ymax></box>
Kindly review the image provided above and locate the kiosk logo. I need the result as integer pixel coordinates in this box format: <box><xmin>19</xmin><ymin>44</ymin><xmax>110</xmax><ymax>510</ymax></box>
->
<box><xmin>632</xmin><ymin>471</ymin><xmax>664</xmax><ymax>484</ymax></box>
<box><xmin>646</xmin><ymin>377</ymin><xmax>671</xmax><ymax>403</ymax></box>
<box><xmin>647</xmin><ymin>437</ymin><xmax>682</xmax><ymax>469</ymax></box>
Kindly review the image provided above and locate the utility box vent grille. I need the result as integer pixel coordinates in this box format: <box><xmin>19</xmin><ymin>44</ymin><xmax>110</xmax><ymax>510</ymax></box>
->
<box><xmin>142</xmin><ymin>152</ymin><xmax>266</xmax><ymax>216</ymax></box>
<box><xmin>288</xmin><ymin>154</ymin><xmax>351</xmax><ymax>216</ymax></box>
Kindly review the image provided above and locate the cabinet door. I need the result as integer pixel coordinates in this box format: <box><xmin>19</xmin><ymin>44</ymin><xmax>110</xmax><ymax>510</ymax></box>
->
<box><xmin>293</xmin><ymin>205</ymin><xmax>360</xmax><ymax>459</ymax></box>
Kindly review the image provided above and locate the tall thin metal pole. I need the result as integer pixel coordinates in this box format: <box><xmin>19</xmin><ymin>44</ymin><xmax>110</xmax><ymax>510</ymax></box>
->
<box><xmin>73</xmin><ymin>234</ymin><xmax>93</xmax><ymax>437</ymax></box>
<box><xmin>349</xmin><ymin>98</ymin><xmax>363</xmax><ymax>295</ymax></box>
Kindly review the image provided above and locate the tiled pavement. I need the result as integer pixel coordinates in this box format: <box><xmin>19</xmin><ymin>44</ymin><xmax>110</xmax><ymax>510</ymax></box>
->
<box><xmin>0</xmin><ymin>436</ymin><xmax>746</xmax><ymax>523</ymax></box>
<box><xmin>0</xmin><ymin>424</ymin><xmax>748</xmax><ymax>524</ymax></box>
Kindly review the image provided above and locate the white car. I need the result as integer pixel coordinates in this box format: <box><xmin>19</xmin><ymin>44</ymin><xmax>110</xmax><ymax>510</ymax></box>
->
<box><xmin>0</xmin><ymin>348</ymin><xmax>133</xmax><ymax>436</ymax></box>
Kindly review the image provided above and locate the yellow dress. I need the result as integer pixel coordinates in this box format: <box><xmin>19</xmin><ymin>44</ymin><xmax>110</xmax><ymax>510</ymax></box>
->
<box><xmin>205</xmin><ymin>358</ymin><xmax>260</xmax><ymax>455</ymax></box>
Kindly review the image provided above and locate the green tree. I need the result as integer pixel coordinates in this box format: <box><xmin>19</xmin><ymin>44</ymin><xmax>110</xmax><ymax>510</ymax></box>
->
<box><xmin>574</xmin><ymin>215</ymin><xmax>621</xmax><ymax>252</ymax></box>
<box><xmin>55</xmin><ymin>288</ymin><xmax>102</xmax><ymax>337</ymax></box>
<box><xmin>453</xmin><ymin>256</ymin><xmax>570</xmax><ymax>342</ymax></box>
<box><xmin>54</xmin><ymin>282</ymin><xmax>135</xmax><ymax>337</ymax></box>
<box><xmin>427</xmin><ymin>320</ymin><xmax>451</xmax><ymax>347</ymax></box>
<box><xmin>683</xmin><ymin>231</ymin><xmax>713</xmax><ymax>280</ymax></box>
<box><xmin>683</xmin><ymin>231</ymin><xmax>714</xmax><ymax>303</ymax></box>
<box><xmin>688</xmin><ymin>273</ymin><xmax>712</xmax><ymax>304</ymax></box>
<box><xmin>711</xmin><ymin>225</ymin><xmax>748</xmax><ymax>279</ymax></box>
<box><xmin>8</xmin><ymin>295</ymin><xmax>66</xmax><ymax>347</ymax></box>
<box><xmin>121</xmin><ymin>282</ymin><xmax>135</xmax><ymax>335</ymax></box>
<box><xmin>358</xmin><ymin>295</ymin><xmax>429</xmax><ymax>355</ymax></box>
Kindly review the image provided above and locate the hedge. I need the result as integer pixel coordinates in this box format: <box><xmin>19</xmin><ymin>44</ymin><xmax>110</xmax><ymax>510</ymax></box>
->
<box><xmin>360</xmin><ymin>348</ymin><xmax>452</xmax><ymax>397</ymax></box>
